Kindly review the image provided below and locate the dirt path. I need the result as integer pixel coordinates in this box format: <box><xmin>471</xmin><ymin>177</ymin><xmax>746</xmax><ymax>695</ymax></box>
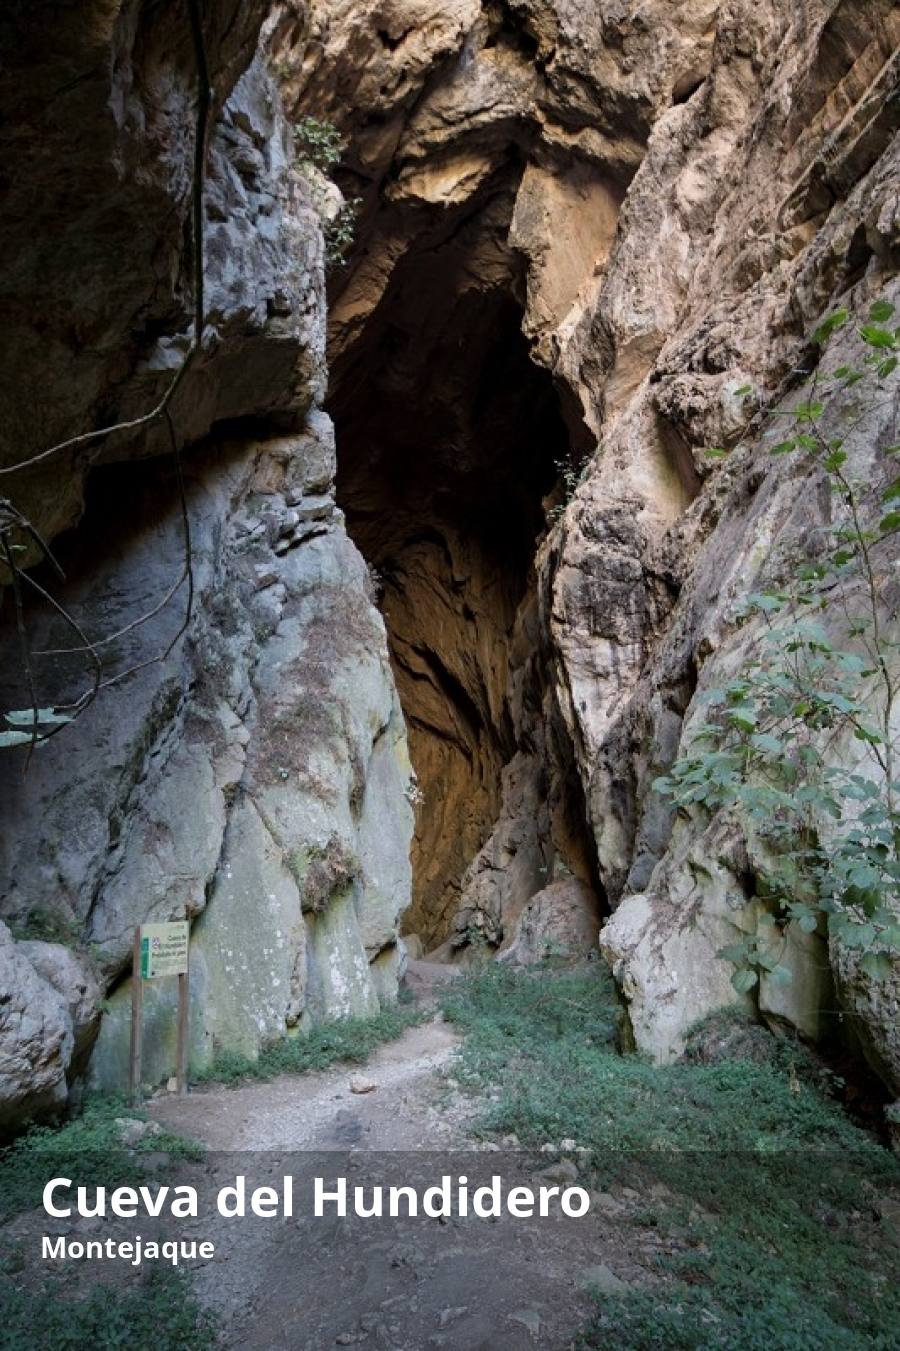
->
<box><xmin>140</xmin><ymin>971</ymin><xmax>622</xmax><ymax>1350</ymax></box>
<box><xmin>149</xmin><ymin>1017</ymin><xmax>466</xmax><ymax>1153</ymax></box>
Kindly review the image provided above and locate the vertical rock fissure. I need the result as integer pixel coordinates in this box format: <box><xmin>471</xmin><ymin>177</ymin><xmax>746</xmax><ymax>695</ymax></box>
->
<box><xmin>331</xmin><ymin>275</ymin><xmax>579</xmax><ymax>948</ymax></box>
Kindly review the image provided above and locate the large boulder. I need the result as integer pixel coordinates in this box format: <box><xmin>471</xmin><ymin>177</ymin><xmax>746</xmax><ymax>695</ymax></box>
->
<box><xmin>0</xmin><ymin>923</ymin><xmax>73</xmax><ymax>1129</ymax></box>
<box><xmin>499</xmin><ymin>879</ymin><xmax>600</xmax><ymax>967</ymax></box>
<box><xmin>17</xmin><ymin>940</ymin><xmax>101</xmax><ymax>1070</ymax></box>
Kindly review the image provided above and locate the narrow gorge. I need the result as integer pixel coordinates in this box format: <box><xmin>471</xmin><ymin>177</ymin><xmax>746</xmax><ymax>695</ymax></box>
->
<box><xmin>1</xmin><ymin>0</ymin><xmax>899</xmax><ymax>1143</ymax></box>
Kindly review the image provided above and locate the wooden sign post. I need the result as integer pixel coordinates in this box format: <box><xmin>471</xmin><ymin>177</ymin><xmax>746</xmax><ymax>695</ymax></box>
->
<box><xmin>129</xmin><ymin>920</ymin><xmax>190</xmax><ymax>1104</ymax></box>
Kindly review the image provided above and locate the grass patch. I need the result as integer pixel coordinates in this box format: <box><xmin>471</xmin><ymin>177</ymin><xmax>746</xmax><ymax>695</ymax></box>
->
<box><xmin>0</xmin><ymin>1269</ymin><xmax>217</xmax><ymax>1350</ymax></box>
<box><xmin>0</xmin><ymin>1102</ymin><xmax>214</xmax><ymax>1348</ymax></box>
<box><xmin>194</xmin><ymin>1003</ymin><xmax>422</xmax><ymax>1085</ymax></box>
<box><xmin>0</xmin><ymin>1097</ymin><xmax>202</xmax><ymax>1223</ymax></box>
<box><xmin>442</xmin><ymin>964</ymin><xmax>900</xmax><ymax>1349</ymax></box>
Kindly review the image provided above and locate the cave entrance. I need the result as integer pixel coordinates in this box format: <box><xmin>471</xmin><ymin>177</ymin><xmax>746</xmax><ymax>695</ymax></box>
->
<box><xmin>330</xmin><ymin>238</ymin><xmax>571</xmax><ymax>949</ymax></box>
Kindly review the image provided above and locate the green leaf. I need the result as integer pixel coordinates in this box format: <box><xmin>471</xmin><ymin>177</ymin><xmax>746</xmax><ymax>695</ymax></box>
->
<box><xmin>860</xmin><ymin>325</ymin><xmax>896</xmax><ymax>350</ymax></box>
<box><xmin>879</xmin><ymin>512</ymin><xmax>900</xmax><ymax>534</ymax></box>
<box><xmin>748</xmin><ymin>592</ymin><xmax>786</xmax><ymax>612</ymax></box>
<box><xmin>811</xmin><ymin>308</ymin><xmax>849</xmax><ymax>344</ymax></box>
<box><xmin>770</xmin><ymin>439</ymin><xmax>797</xmax><ymax>456</ymax></box>
<box><xmin>768</xmin><ymin>964</ymin><xmax>793</xmax><ymax>985</ymax></box>
<box><xmin>750</xmin><ymin>732</ymin><xmax>783</xmax><ymax>754</ymax></box>
<box><xmin>705</xmin><ymin>448</ymin><xmax>729</xmax><ymax>460</ymax></box>
<box><xmin>883</xmin><ymin>478</ymin><xmax>900</xmax><ymax>503</ymax></box>
<box><xmin>869</xmin><ymin>300</ymin><xmax>895</xmax><ymax>323</ymax></box>
<box><xmin>731</xmin><ymin>969</ymin><xmax>759</xmax><ymax>994</ymax></box>
<box><xmin>719</xmin><ymin>943</ymin><xmax>751</xmax><ymax>963</ymax></box>
<box><xmin>824</xmin><ymin>450</ymin><xmax>847</xmax><ymax>471</ymax></box>
<box><xmin>841</xmin><ymin>922</ymin><xmax>878</xmax><ymax>949</ymax></box>
<box><xmin>879</xmin><ymin>356</ymin><xmax>898</xmax><ymax>378</ymax></box>
<box><xmin>793</xmin><ymin>403</ymin><xmax>824</xmax><ymax>423</ymax></box>
<box><xmin>860</xmin><ymin>951</ymin><xmax>894</xmax><ymax>982</ymax></box>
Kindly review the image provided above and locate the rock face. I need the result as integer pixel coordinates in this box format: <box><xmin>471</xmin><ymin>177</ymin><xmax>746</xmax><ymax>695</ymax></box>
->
<box><xmin>1</xmin><ymin>0</ymin><xmax>898</xmax><ymax>1124</ymax></box>
<box><xmin>280</xmin><ymin>0</ymin><xmax>900</xmax><ymax>1088</ymax></box>
<box><xmin>0</xmin><ymin>923</ymin><xmax>74</xmax><ymax>1128</ymax></box>
<box><xmin>0</xmin><ymin>1</ymin><xmax>412</xmax><ymax>1122</ymax></box>
<box><xmin>498</xmin><ymin>878</ymin><xmax>601</xmax><ymax>967</ymax></box>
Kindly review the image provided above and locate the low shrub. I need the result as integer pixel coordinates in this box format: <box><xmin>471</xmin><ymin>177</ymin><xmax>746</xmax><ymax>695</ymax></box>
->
<box><xmin>0</xmin><ymin>1269</ymin><xmax>217</xmax><ymax>1351</ymax></box>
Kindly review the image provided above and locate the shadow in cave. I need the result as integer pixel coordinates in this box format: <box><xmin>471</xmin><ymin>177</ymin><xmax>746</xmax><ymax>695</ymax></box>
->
<box><xmin>331</xmin><ymin>269</ymin><xmax>574</xmax><ymax>948</ymax></box>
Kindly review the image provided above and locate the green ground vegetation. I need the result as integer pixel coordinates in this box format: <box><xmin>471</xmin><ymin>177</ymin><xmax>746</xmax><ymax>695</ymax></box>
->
<box><xmin>193</xmin><ymin>1001</ymin><xmax>421</xmax><ymax>1086</ymax></box>
<box><xmin>0</xmin><ymin>1096</ymin><xmax>201</xmax><ymax>1223</ymax></box>
<box><xmin>0</xmin><ymin>1270</ymin><xmax>217</xmax><ymax>1351</ymax></box>
<box><xmin>442</xmin><ymin>964</ymin><xmax>900</xmax><ymax>1349</ymax></box>
<box><xmin>0</xmin><ymin>1100</ymin><xmax>211</xmax><ymax>1350</ymax></box>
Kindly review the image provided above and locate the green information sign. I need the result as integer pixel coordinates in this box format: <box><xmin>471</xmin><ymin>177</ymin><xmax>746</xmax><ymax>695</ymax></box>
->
<box><xmin>139</xmin><ymin>921</ymin><xmax>189</xmax><ymax>979</ymax></box>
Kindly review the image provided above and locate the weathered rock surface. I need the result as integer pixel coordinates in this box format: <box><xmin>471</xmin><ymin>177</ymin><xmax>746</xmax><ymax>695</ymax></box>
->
<box><xmin>0</xmin><ymin>3</ymin><xmax>412</xmax><ymax>1120</ymax></box>
<box><xmin>17</xmin><ymin>940</ymin><xmax>102</xmax><ymax>1071</ymax></box>
<box><xmin>498</xmin><ymin>878</ymin><xmax>600</xmax><ymax>967</ymax></box>
<box><xmin>283</xmin><ymin>0</ymin><xmax>900</xmax><ymax>1086</ymax></box>
<box><xmin>0</xmin><ymin>923</ymin><xmax>73</xmax><ymax>1129</ymax></box>
<box><xmin>1</xmin><ymin>0</ymin><xmax>899</xmax><ymax>1122</ymax></box>
<box><xmin>0</xmin><ymin>1</ymin><xmax>320</xmax><ymax>549</ymax></box>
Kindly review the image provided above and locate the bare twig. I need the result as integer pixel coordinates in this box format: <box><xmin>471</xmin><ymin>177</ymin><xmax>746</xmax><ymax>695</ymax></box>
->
<box><xmin>35</xmin><ymin>417</ymin><xmax>193</xmax><ymax>656</ymax></box>
<box><xmin>85</xmin><ymin>412</ymin><xmax>195</xmax><ymax>695</ymax></box>
<box><xmin>18</xmin><ymin>569</ymin><xmax>103</xmax><ymax>727</ymax></box>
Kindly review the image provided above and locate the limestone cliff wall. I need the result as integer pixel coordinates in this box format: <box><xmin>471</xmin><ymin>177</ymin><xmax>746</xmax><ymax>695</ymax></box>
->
<box><xmin>282</xmin><ymin>0</ymin><xmax>900</xmax><ymax>1088</ymax></box>
<box><xmin>1</xmin><ymin>0</ymin><xmax>898</xmax><ymax>1127</ymax></box>
<box><xmin>0</xmin><ymin>1</ymin><xmax>412</xmax><ymax>1126</ymax></box>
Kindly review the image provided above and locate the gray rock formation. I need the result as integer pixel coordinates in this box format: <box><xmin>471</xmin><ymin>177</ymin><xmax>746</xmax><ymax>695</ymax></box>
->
<box><xmin>498</xmin><ymin>878</ymin><xmax>601</xmax><ymax>967</ymax></box>
<box><xmin>0</xmin><ymin>922</ymin><xmax>73</xmax><ymax>1128</ymax></box>
<box><xmin>0</xmin><ymin>2</ymin><xmax>412</xmax><ymax>1121</ymax></box>
<box><xmin>1</xmin><ymin>0</ymin><xmax>898</xmax><ymax>1127</ymax></box>
<box><xmin>281</xmin><ymin>0</ymin><xmax>900</xmax><ymax>1091</ymax></box>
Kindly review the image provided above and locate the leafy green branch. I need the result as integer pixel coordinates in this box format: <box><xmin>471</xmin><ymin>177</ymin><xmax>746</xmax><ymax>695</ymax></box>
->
<box><xmin>293</xmin><ymin>116</ymin><xmax>361</xmax><ymax>269</ymax></box>
<box><xmin>655</xmin><ymin>299</ymin><xmax>900</xmax><ymax>994</ymax></box>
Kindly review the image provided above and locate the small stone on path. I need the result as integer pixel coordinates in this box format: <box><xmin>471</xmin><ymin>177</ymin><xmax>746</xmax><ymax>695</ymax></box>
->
<box><xmin>114</xmin><ymin>1117</ymin><xmax>161</xmax><ymax>1147</ymax></box>
<box><xmin>349</xmin><ymin>1074</ymin><xmax>377</xmax><ymax>1094</ymax></box>
<box><xmin>535</xmin><ymin>1159</ymin><xmax>579</xmax><ymax>1185</ymax></box>
<box><xmin>439</xmin><ymin>1306</ymin><xmax>468</xmax><ymax>1328</ymax></box>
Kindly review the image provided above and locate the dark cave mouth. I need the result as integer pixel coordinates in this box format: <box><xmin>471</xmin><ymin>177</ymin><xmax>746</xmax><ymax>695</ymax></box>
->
<box><xmin>331</xmin><ymin>283</ymin><xmax>573</xmax><ymax>948</ymax></box>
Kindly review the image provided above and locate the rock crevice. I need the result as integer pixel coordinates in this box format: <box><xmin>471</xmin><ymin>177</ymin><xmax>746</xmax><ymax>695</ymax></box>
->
<box><xmin>284</xmin><ymin>0</ymin><xmax>900</xmax><ymax>1092</ymax></box>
